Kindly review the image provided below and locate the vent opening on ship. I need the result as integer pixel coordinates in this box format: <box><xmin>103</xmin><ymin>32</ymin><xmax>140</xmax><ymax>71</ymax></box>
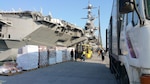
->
<box><xmin>8</xmin><ymin>34</ymin><xmax>11</xmax><ymax>38</ymax></box>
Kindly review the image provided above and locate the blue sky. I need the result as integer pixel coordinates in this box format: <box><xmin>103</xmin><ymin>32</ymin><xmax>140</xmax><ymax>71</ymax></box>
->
<box><xmin>0</xmin><ymin>0</ymin><xmax>113</xmax><ymax>47</ymax></box>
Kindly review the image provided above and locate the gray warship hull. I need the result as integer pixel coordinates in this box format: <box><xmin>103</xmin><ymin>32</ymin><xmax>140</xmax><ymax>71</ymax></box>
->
<box><xmin>0</xmin><ymin>11</ymin><xmax>86</xmax><ymax>48</ymax></box>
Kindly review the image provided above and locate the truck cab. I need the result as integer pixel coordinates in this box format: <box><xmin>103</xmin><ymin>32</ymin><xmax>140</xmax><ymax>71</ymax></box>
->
<box><xmin>107</xmin><ymin>0</ymin><xmax>150</xmax><ymax>84</ymax></box>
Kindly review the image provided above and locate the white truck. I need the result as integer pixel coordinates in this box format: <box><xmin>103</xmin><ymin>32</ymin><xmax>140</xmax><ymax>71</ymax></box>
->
<box><xmin>107</xmin><ymin>0</ymin><xmax>150</xmax><ymax>84</ymax></box>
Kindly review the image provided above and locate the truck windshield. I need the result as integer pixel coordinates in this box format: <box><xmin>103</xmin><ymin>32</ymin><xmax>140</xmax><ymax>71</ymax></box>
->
<box><xmin>145</xmin><ymin>0</ymin><xmax>150</xmax><ymax>19</ymax></box>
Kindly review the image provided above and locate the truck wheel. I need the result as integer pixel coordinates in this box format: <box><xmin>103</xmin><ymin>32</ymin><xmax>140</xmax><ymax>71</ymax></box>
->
<box><xmin>120</xmin><ymin>68</ymin><xmax>129</xmax><ymax>84</ymax></box>
<box><xmin>109</xmin><ymin>57</ymin><xmax>114</xmax><ymax>74</ymax></box>
<box><xmin>119</xmin><ymin>74</ymin><xmax>129</xmax><ymax>84</ymax></box>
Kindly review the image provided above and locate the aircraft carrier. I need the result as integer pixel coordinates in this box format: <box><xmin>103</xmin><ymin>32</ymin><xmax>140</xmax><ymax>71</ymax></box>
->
<box><xmin>0</xmin><ymin>10</ymin><xmax>86</xmax><ymax>49</ymax></box>
<box><xmin>0</xmin><ymin>2</ymin><xmax>101</xmax><ymax>61</ymax></box>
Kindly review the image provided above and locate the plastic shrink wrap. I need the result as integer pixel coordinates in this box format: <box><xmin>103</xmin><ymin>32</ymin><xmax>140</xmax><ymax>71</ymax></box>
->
<box><xmin>17</xmin><ymin>45</ymin><xmax>39</xmax><ymax>70</ymax></box>
<box><xmin>38</xmin><ymin>46</ymin><xmax>49</xmax><ymax>67</ymax></box>
<box><xmin>49</xmin><ymin>47</ymin><xmax>56</xmax><ymax>65</ymax></box>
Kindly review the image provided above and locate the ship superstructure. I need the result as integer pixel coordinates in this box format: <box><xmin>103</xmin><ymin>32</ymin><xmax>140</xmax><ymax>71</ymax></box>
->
<box><xmin>0</xmin><ymin>10</ymin><xmax>86</xmax><ymax>49</ymax></box>
<box><xmin>74</xmin><ymin>2</ymin><xmax>101</xmax><ymax>59</ymax></box>
<box><xmin>82</xmin><ymin>2</ymin><xmax>99</xmax><ymax>46</ymax></box>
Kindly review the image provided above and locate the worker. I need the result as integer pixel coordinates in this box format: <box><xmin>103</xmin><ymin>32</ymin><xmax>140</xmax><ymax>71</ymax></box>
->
<box><xmin>70</xmin><ymin>49</ymin><xmax>74</xmax><ymax>61</ymax></box>
<box><xmin>75</xmin><ymin>49</ymin><xmax>78</xmax><ymax>62</ymax></box>
<box><xmin>100</xmin><ymin>50</ymin><xmax>105</xmax><ymax>61</ymax></box>
<box><xmin>81</xmin><ymin>50</ymin><xmax>86</xmax><ymax>61</ymax></box>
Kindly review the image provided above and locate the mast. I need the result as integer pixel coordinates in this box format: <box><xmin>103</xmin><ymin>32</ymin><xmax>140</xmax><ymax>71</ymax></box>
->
<box><xmin>98</xmin><ymin>6</ymin><xmax>102</xmax><ymax>47</ymax></box>
<box><xmin>82</xmin><ymin>2</ymin><xmax>97</xmax><ymax>44</ymax></box>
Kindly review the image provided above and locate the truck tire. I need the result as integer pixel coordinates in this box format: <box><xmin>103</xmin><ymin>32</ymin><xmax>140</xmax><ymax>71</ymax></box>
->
<box><xmin>109</xmin><ymin>56</ymin><xmax>115</xmax><ymax>74</ymax></box>
<box><xmin>120</xmin><ymin>66</ymin><xmax>129</xmax><ymax>84</ymax></box>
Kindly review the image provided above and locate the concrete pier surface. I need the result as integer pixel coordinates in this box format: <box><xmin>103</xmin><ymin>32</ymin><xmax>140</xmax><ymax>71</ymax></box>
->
<box><xmin>0</xmin><ymin>53</ymin><xmax>117</xmax><ymax>84</ymax></box>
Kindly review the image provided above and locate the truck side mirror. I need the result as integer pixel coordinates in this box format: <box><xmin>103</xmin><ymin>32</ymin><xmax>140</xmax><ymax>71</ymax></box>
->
<box><xmin>119</xmin><ymin>0</ymin><xmax>135</xmax><ymax>14</ymax></box>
